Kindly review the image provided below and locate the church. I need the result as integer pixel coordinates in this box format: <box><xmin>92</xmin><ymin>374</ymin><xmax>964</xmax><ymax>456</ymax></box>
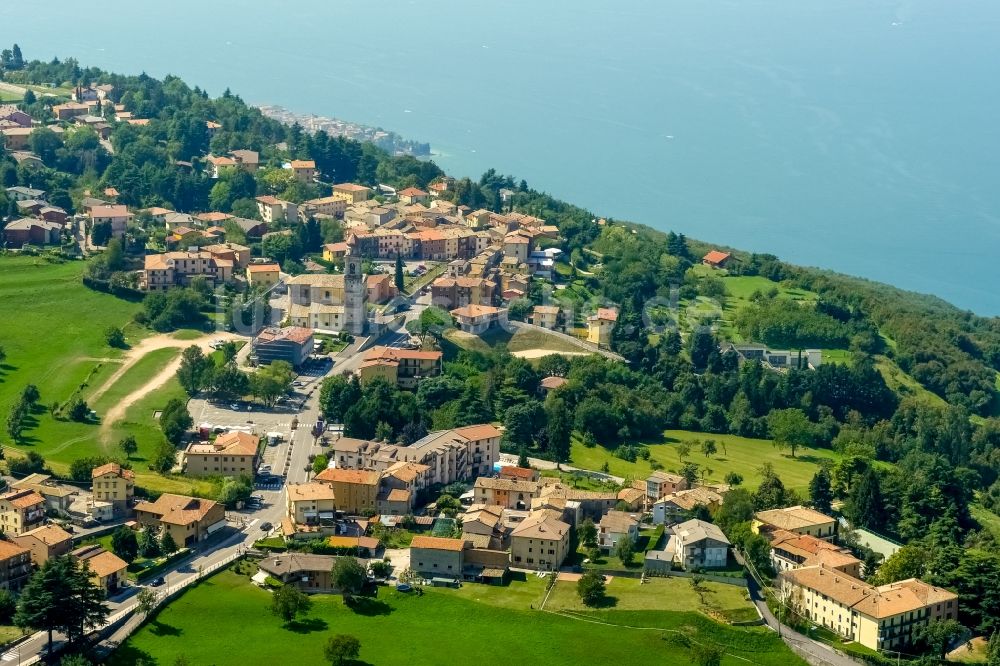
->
<box><xmin>284</xmin><ymin>253</ymin><xmax>368</xmax><ymax>335</ymax></box>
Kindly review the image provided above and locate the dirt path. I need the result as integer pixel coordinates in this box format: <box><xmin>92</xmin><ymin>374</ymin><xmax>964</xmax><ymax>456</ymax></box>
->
<box><xmin>97</xmin><ymin>331</ymin><xmax>244</xmax><ymax>439</ymax></box>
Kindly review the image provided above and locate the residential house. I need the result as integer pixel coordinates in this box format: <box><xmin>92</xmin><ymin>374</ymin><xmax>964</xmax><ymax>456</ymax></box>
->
<box><xmin>10</xmin><ymin>474</ymin><xmax>77</xmax><ymax>515</ymax></box>
<box><xmin>1</xmin><ymin>127</ymin><xmax>34</xmax><ymax>150</ymax></box>
<box><xmin>5</xmin><ymin>185</ymin><xmax>45</xmax><ymax>202</ymax></box>
<box><xmin>302</xmin><ymin>196</ymin><xmax>347</xmax><ymax>220</ymax></box>
<box><xmin>702</xmin><ymin>250</ymin><xmax>732</xmax><ymax>268</ymax></box>
<box><xmin>232</xmin><ymin>217</ymin><xmax>268</xmax><ymax>238</ymax></box>
<box><xmin>91</xmin><ymin>462</ymin><xmax>134</xmax><ymax>517</ymax></box>
<box><xmin>247</xmin><ymin>262</ymin><xmax>281</xmax><ymax>290</ymax></box>
<box><xmin>3</xmin><ymin>218</ymin><xmax>62</xmax><ymax>248</ymax></box>
<box><xmin>357</xmin><ymin>346</ymin><xmax>442</xmax><ymax>389</ymax></box>
<box><xmin>726</xmin><ymin>344</ymin><xmax>823</xmax><ymax>371</ymax></box>
<box><xmin>753</xmin><ymin>506</ymin><xmax>837</xmax><ymax>540</ymax></box>
<box><xmin>286</xmin><ymin>483</ymin><xmax>338</xmax><ymax>530</ymax></box>
<box><xmin>203</xmin><ymin>242</ymin><xmax>251</xmax><ymax>269</ymax></box>
<box><xmin>409</xmin><ymin>536</ymin><xmax>467</xmax><ymax>579</ymax></box>
<box><xmin>140</xmin><ymin>251</ymin><xmax>234</xmax><ymax>291</ymax></box>
<box><xmin>536</xmin><ymin>482</ymin><xmax>618</xmax><ymax>522</ymax></box>
<box><xmin>256</xmin><ymin>195</ymin><xmax>298</xmax><ymax>224</ymax></box>
<box><xmin>13</xmin><ymin>524</ymin><xmax>73</xmax><ymax>565</ymax></box>
<box><xmin>185</xmin><ymin>432</ymin><xmax>259</xmax><ymax>477</ymax></box>
<box><xmin>451</xmin><ymin>304</ymin><xmax>505</xmax><ymax>334</ymax></box>
<box><xmin>0</xmin><ymin>490</ymin><xmax>47</xmax><ymax>536</ymax></box>
<box><xmin>509</xmin><ymin>509</ymin><xmax>570</xmax><ymax>571</ymax></box>
<box><xmin>539</xmin><ymin>376</ymin><xmax>568</xmax><ymax>394</ymax></box>
<box><xmin>0</xmin><ymin>105</ymin><xmax>31</xmax><ymax>127</ymax></box>
<box><xmin>645</xmin><ymin>471</ymin><xmax>688</xmax><ymax>502</ymax></box>
<box><xmin>366</xmin><ymin>273</ymin><xmax>397</xmax><ymax>304</ymax></box>
<box><xmin>257</xmin><ymin>553</ymin><xmax>340</xmax><ymax>593</ymax></box>
<box><xmin>669</xmin><ymin>519</ymin><xmax>731</xmax><ymax>569</ymax></box>
<box><xmin>598</xmin><ymin>510</ymin><xmax>640</xmax><ymax>550</ymax></box>
<box><xmin>37</xmin><ymin>206</ymin><xmax>68</xmax><ymax>224</ymax></box>
<box><xmin>586</xmin><ymin>307</ymin><xmax>618</xmax><ymax>346</ymax></box>
<box><xmin>779</xmin><ymin>566</ymin><xmax>958</xmax><ymax>653</ymax></box>
<box><xmin>0</xmin><ymin>541</ymin><xmax>32</xmax><ymax>592</ymax></box>
<box><xmin>769</xmin><ymin>530</ymin><xmax>862</xmax><ymax>578</ymax></box>
<box><xmin>499</xmin><ymin>466</ymin><xmax>539</xmax><ymax>483</ymax></box>
<box><xmin>89</xmin><ymin>204</ymin><xmax>130</xmax><ymax>239</ymax></box>
<box><xmin>252</xmin><ymin>326</ymin><xmax>314</xmax><ymax>367</ymax></box>
<box><xmin>474</xmin><ymin>478</ymin><xmax>541</xmax><ymax>511</ymax></box>
<box><xmin>503</xmin><ymin>233</ymin><xmax>532</xmax><ymax>263</ymax></box>
<box><xmin>322</xmin><ymin>242</ymin><xmax>350</xmax><ymax>261</ymax></box>
<box><xmin>616</xmin><ymin>486</ymin><xmax>646</xmax><ymax>512</ymax></box>
<box><xmin>378</xmin><ymin>461</ymin><xmax>430</xmax><ymax>514</ymax></box>
<box><xmin>52</xmin><ymin>102</ymin><xmax>90</xmax><ymax>121</ymax></box>
<box><xmin>133</xmin><ymin>494</ymin><xmax>226</xmax><ymax>547</ymax></box>
<box><xmin>531</xmin><ymin>305</ymin><xmax>560</xmax><ymax>330</ymax></box>
<box><xmin>398</xmin><ymin>187</ymin><xmax>428</xmax><ymax>205</ymax></box>
<box><xmin>652</xmin><ymin>486</ymin><xmax>726</xmax><ymax>525</ymax></box>
<box><xmin>196</xmin><ymin>211</ymin><xmax>234</xmax><ymax>226</ymax></box>
<box><xmin>73</xmin><ymin>545</ymin><xmax>127</xmax><ymax>596</ymax></box>
<box><xmin>286</xmin><ymin>159</ymin><xmax>316</xmax><ymax>183</ymax></box>
<box><xmin>332</xmin><ymin>183</ymin><xmax>372</xmax><ymax>204</ymax></box>
<box><xmin>432</xmin><ymin>276</ymin><xmax>495</xmax><ymax>310</ymax></box>
<box><xmin>460</xmin><ymin>504</ymin><xmax>505</xmax><ymax>540</ymax></box>
<box><xmin>313</xmin><ymin>468</ymin><xmax>380</xmax><ymax>515</ymax></box>
<box><xmin>228</xmin><ymin>149</ymin><xmax>259</xmax><ymax>172</ymax></box>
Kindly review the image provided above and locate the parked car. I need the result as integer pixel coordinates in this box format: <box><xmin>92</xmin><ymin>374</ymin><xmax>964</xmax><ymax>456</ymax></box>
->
<box><xmin>149</xmin><ymin>577</ymin><xmax>165</xmax><ymax>587</ymax></box>
<box><xmin>260</xmin><ymin>522</ymin><xmax>273</xmax><ymax>532</ymax></box>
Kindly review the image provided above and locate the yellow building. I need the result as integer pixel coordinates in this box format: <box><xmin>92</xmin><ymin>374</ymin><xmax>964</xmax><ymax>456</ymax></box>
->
<box><xmin>780</xmin><ymin>566</ymin><xmax>958</xmax><ymax>653</ymax></box>
<box><xmin>247</xmin><ymin>262</ymin><xmax>281</xmax><ymax>290</ymax></box>
<box><xmin>134</xmin><ymin>494</ymin><xmax>226</xmax><ymax>547</ymax></box>
<box><xmin>286</xmin><ymin>482</ymin><xmax>338</xmax><ymax>528</ymax></box>
<box><xmin>332</xmin><ymin>183</ymin><xmax>372</xmax><ymax>204</ymax></box>
<box><xmin>91</xmin><ymin>463</ymin><xmax>135</xmax><ymax>517</ymax></box>
<box><xmin>752</xmin><ymin>505</ymin><xmax>837</xmax><ymax>540</ymax></box>
<box><xmin>322</xmin><ymin>242</ymin><xmax>350</xmax><ymax>262</ymax></box>
<box><xmin>0</xmin><ymin>489</ymin><xmax>47</xmax><ymax>536</ymax></box>
<box><xmin>313</xmin><ymin>468</ymin><xmax>380</xmax><ymax>515</ymax></box>
<box><xmin>73</xmin><ymin>545</ymin><xmax>128</xmax><ymax>596</ymax></box>
<box><xmin>509</xmin><ymin>509</ymin><xmax>570</xmax><ymax>572</ymax></box>
<box><xmin>184</xmin><ymin>431</ymin><xmax>259</xmax><ymax>477</ymax></box>
<box><xmin>586</xmin><ymin>307</ymin><xmax>618</xmax><ymax>346</ymax></box>
<box><xmin>357</xmin><ymin>346</ymin><xmax>442</xmax><ymax>389</ymax></box>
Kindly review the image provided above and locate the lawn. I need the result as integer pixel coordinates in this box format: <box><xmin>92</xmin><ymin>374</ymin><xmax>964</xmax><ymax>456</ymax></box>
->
<box><xmin>545</xmin><ymin>576</ymin><xmax>749</xmax><ymax>617</ymax></box>
<box><xmin>110</xmin><ymin>568</ymin><xmax>803</xmax><ymax>666</ymax></box>
<box><xmin>875</xmin><ymin>356</ymin><xmax>947</xmax><ymax>408</ymax></box>
<box><xmin>443</xmin><ymin>327</ymin><xmax>591</xmax><ymax>358</ymax></box>
<box><xmin>0</xmin><ymin>257</ymin><xmax>142</xmax><ymax>456</ymax></box>
<box><xmin>91</xmin><ymin>347</ymin><xmax>181</xmax><ymax>414</ymax></box>
<box><xmin>571</xmin><ymin>430</ymin><xmax>843</xmax><ymax>491</ymax></box>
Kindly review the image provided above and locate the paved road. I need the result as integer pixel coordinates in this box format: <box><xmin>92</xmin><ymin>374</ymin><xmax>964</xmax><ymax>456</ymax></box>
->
<box><xmin>497</xmin><ymin>453</ymin><xmax>625</xmax><ymax>485</ymax></box>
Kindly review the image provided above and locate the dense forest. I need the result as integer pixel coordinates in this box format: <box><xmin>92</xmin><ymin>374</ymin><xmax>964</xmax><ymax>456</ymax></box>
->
<box><xmin>3</xmin><ymin>50</ymin><xmax>1000</xmax><ymax>641</ymax></box>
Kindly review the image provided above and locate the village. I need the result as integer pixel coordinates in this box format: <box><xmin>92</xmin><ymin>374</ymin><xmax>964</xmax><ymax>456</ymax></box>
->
<box><xmin>0</xmin><ymin>71</ymin><xmax>989</xmax><ymax>666</ymax></box>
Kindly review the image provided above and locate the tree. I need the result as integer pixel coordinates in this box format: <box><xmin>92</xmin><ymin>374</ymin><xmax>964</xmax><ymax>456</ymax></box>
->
<box><xmin>916</xmin><ymin>619</ymin><xmax>964</xmax><ymax>659</ymax></box>
<box><xmin>90</xmin><ymin>221</ymin><xmax>112</xmax><ymax>247</ymax></box>
<box><xmin>545</xmin><ymin>396</ymin><xmax>572</xmax><ymax>462</ymax></box>
<box><xmin>324</xmin><ymin>634</ymin><xmax>361</xmax><ymax>666</ymax></box>
<box><xmin>176</xmin><ymin>345</ymin><xmax>212</xmax><ymax>396</ymax></box>
<box><xmin>160</xmin><ymin>398</ymin><xmax>192</xmax><ymax>445</ymax></box>
<box><xmin>59</xmin><ymin>656</ymin><xmax>91</xmax><ymax>666</ymax></box>
<box><xmin>136</xmin><ymin>588</ymin><xmax>158</xmax><ymax>617</ymax></box>
<box><xmin>576</xmin><ymin>570</ymin><xmax>606</xmax><ymax>607</ymax></box>
<box><xmin>374</xmin><ymin>420</ymin><xmax>393</xmax><ymax>442</ymax></box>
<box><xmin>868</xmin><ymin>544</ymin><xmax>927</xmax><ymax>585</ymax></box>
<box><xmin>724</xmin><ymin>472</ymin><xmax>743</xmax><ymax>486</ymax></box>
<box><xmin>110</xmin><ymin>526</ymin><xmax>138</xmax><ymax>563</ymax></box>
<box><xmin>845</xmin><ymin>468</ymin><xmax>883</xmax><ymax>530</ymax></box>
<box><xmin>0</xmin><ymin>590</ymin><xmax>15</xmax><ymax>624</ymax></box>
<box><xmin>104</xmin><ymin>326</ymin><xmax>126</xmax><ymax>348</ymax></box>
<box><xmin>767</xmin><ymin>408</ymin><xmax>813</xmax><ymax>458</ymax></box>
<box><xmin>518</xmin><ymin>449</ymin><xmax>529</xmax><ymax>468</ymax></box>
<box><xmin>577</xmin><ymin>518</ymin><xmax>598</xmax><ymax>549</ymax></box>
<box><xmin>160</xmin><ymin>529</ymin><xmax>177</xmax><ymax>555</ymax></box>
<box><xmin>68</xmin><ymin>398</ymin><xmax>90</xmax><ymax>422</ymax></box>
<box><xmin>701</xmin><ymin>439</ymin><xmax>717</xmax><ymax>459</ymax></box>
<box><xmin>119</xmin><ymin>435</ymin><xmax>138</xmax><ymax>460</ymax></box>
<box><xmin>21</xmin><ymin>384</ymin><xmax>40</xmax><ymax>405</ymax></box>
<box><xmin>988</xmin><ymin>631</ymin><xmax>1000</xmax><ymax>666</ymax></box>
<box><xmin>16</xmin><ymin>556</ymin><xmax>110</xmax><ymax>653</ymax></box>
<box><xmin>331</xmin><ymin>557</ymin><xmax>366</xmax><ymax>599</ymax></box>
<box><xmin>270</xmin><ymin>583</ymin><xmax>312</xmax><ymax>623</ymax></box>
<box><xmin>10</xmin><ymin>44</ymin><xmax>23</xmax><ymax>70</ymax></box>
<box><xmin>312</xmin><ymin>454</ymin><xmax>329</xmax><ymax>475</ymax></box>
<box><xmin>394</xmin><ymin>254</ymin><xmax>405</xmax><ymax>292</ymax></box>
<box><xmin>752</xmin><ymin>464</ymin><xmax>788</xmax><ymax>511</ymax></box>
<box><xmin>368</xmin><ymin>559</ymin><xmax>391</xmax><ymax>579</ymax></box>
<box><xmin>137</xmin><ymin>529</ymin><xmax>161</xmax><ymax>559</ymax></box>
<box><xmin>808</xmin><ymin>468</ymin><xmax>834</xmax><ymax>515</ymax></box>
<box><xmin>614</xmin><ymin>537</ymin><xmax>635</xmax><ymax>566</ymax></box>
<box><xmin>680</xmin><ymin>462</ymin><xmax>700</xmax><ymax>488</ymax></box>
<box><xmin>662</xmin><ymin>436</ymin><xmax>687</xmax><ymax>460</ymax></box>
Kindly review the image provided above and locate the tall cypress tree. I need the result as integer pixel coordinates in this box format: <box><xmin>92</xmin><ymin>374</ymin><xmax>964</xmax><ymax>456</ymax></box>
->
<box><xmin>846</xmin><ymin>468</ymin><xmax>883</xmax><ymax>530</ymax></box>
<box><xmin>394</xmin><ymin>254</ymin><xmax>405</xmax><ymax>292</ymax></box>
<box><xmin>809</xmin><ymin>468</ymin><xmax>834</xmax><ymax>515</ymax></box>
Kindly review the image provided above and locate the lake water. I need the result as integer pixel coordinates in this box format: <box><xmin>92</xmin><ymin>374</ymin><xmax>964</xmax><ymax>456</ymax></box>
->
<box><xmin>6</xmin><ymin>0</ymin><xmax>1000</xmax><ymax>314</ymax></box>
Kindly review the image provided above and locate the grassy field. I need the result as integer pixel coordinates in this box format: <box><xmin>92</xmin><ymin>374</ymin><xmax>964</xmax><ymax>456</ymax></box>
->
<box><xmin>0</xmin><ymin>258</ymin><xmax>214</xmax><ymax>495</ymax></box>
<box><xmin>0</xmin><ymin>258</ymin><xmax>141</xmax><ymax>454</ymax></box>
<box><xmin>875</xmin><ymin>356</ymin><xmax>947</xmax><ymax>408</ymax></box>
<box><xmin>545</xmin><ymin>576</ymin><xmax>749</xmax><ymax>617</ymax></box>
<box><xmin>571</xmin><ymin>430</ymin><xmax>843</xmax><ymax>491</ymax></box>
<box><xmin>110</xmin><ymin>568</ymin><xmax>802</xmax><ymax>666</ymax></box>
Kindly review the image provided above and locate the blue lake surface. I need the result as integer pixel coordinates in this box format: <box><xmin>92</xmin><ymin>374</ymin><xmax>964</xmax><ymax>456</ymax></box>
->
<box><xmin>5</xmin><ymin>0</ymin><xmax>999</xmax><ymax>313</ymax></box>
